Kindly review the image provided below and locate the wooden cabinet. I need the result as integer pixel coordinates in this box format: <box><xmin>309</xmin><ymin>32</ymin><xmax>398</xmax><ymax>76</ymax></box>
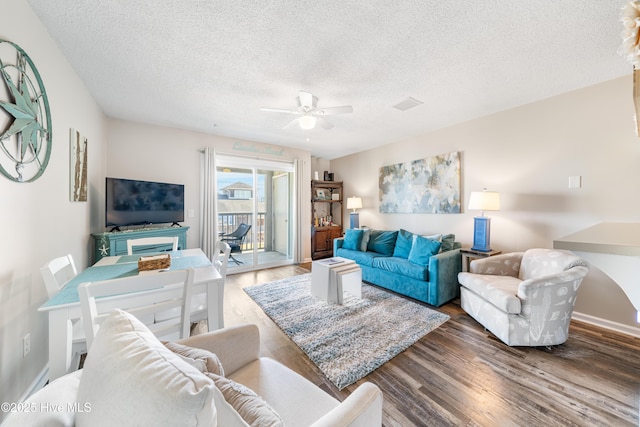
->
<box><xmin>311</xmin><ymin>180</ymin><xmax>343</xmax><ymax>260</ymax></box>
<box><xmin>312</xmin><ymin>226</ymin><xmax>343</xmax><ymax>260</ymax></box>
<box><xmin>91</xmin><ymin>226</ymin><xmax>189</xmax><ymax>263</ymax></box>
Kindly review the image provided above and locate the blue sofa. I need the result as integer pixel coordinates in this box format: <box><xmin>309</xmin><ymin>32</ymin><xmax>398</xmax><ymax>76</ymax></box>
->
<box><xmin>333</xmin><ymin>228</ymin><xmax>462</xmax><ymax>307</ymax></box>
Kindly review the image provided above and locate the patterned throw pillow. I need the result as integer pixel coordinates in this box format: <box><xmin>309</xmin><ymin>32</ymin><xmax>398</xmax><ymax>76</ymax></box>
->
<box><xmin>206</xmin><ymin>372</ymin><xmax>284</xmax><ymax>427</ymax></box>
<box><xmin>164</xmin><ymin>341</ymin><xmax>225</xmax><ymax>376</ymax></box>
<box><xmin>440</xmin><ymin>234</ymin><xmax>456</xmax><ymax>252</ymax></box>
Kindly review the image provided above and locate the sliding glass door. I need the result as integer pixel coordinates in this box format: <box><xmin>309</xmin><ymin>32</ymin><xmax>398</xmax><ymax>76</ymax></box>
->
<box><xmin>216</xmin><ymin>156</ymin><xmax>295</xmax><ymax>272</ymax></box>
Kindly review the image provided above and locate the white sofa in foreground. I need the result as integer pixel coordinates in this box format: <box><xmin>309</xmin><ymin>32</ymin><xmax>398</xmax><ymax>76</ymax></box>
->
<box><xmin>5</xmin><ymin>309</ymin><xmax>382</xmax><ymax>426</ymax></box>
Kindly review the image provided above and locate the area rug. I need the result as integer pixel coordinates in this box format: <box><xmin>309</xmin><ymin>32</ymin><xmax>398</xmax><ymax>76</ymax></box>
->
<box><xmin>244</xmin><ymin>273</ymin><xmax>449</xmax><ymax>390</ymax></box>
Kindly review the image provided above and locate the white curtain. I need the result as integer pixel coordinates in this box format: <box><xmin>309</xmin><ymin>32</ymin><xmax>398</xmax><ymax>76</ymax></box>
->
<box><xmin>199</xmin><ymin>147</ymin><xmax>217</xmax><ymax>260</ymax></box>
<box><xmin>294</xmin><ymin>158</ymin><xmax>303</xmax><ymax>264</ymax></box>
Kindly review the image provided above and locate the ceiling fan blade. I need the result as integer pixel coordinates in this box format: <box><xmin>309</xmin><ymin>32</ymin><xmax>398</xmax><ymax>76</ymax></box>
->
<box><xmin>316</xmin><ymin>106</ymin><xmax>353</xmax><ymax>115</ymax></box>
<box><xmin>260</xmin><ymin>107</ymin><xmax>300</xmax><ymax>114</ymax></box>
<box><xmin>317</xmin><ymin>117</ymin><xmax>334</xmax><ymax>130</ymax></box>
<box><xmin>283</xmin><ymin>117</ymin><xmax>300</xmax><ymax>129</ymax></box>
<box><xmin>298</xmin><ymin>91</ymin><xmax>315</xmax><ymax>108</ymax></box>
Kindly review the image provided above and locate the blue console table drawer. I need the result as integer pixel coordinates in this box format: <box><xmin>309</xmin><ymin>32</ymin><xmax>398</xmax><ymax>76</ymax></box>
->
<box><xmin>92</xmin><ymin>226</ymin><xmax>189</xmax><ymax>263</ymax></box>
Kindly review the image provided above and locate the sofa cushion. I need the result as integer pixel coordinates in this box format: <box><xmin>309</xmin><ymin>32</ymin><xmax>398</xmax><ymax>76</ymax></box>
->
<box><xmin>367</xmin><ymin>230</ymin><xmax>398</xmax><ymax>256</ymax></box>
<box><xmin>342</xmin><ymin>228</ymin><xmax>363</xmax><ymax>251</ymax></box>
<box><xmin>408</xmin><ymin>235</ymin><xmax>441</xmax><ymax>266</ymax></box>
<box><xmin>230</xmin><ymin>357</ymin><xmax>339</xmax><ymax>426</ymax></box>
<box><xmin>206</xmin><ymin>372</ymin><xmax>284</xmax><ymax>427</ymax></box>
<box><xmin>458</xmin><ymin>274</ymin><xmax>522</xmax><ymax>314</ymax></box>
<box><xmin>372</xmin><ymin>256</ymin><xmax>429</xmax><ymax>281</ymax></box>
<box><xmin>76</xmin><ymin>309</ymin><xmax>217</xmax><ymax>427</ymax></box>
<box><xmin>164</xmin><ymin>341</ymin><xmax>225</xmax><ymax>376</ymax></box>
<box><xmin>335</xmin><ymin>248</ymin><xmax>382</xmax><ymax>267</ymax></box>
<box><xmin>392</xmin><ymin>229</ymin><xmax>414</xmax><ymax>258</ymax></box>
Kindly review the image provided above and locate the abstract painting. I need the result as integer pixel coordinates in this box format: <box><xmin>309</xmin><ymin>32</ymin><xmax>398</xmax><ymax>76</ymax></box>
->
<box><xmin>70</xmin><ymin>128</ymin><xmax>88</xmax><ymax>202</ymax></box>
<box><xmin>379</xmin><ymin>151</ymin><xmax>460</xmax><ymax>214</ymax></box>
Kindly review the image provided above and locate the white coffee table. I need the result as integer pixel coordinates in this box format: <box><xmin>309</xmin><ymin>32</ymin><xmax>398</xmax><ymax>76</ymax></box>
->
<box><xmin>311</xmin><ymin>257</ymin><xmax>362</xmax><ymax>304</ymax></box>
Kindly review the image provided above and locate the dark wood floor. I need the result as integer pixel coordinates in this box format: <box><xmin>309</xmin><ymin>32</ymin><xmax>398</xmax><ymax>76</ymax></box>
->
<box><xmin>223</xmin><ymin>264</ymin><xmax>640</xmax><ymax>427</ymax></box>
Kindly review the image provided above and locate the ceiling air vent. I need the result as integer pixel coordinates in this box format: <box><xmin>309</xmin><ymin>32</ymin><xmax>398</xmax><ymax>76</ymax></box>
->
<box><xmin>392</xmin><ymin>97</ymin><xmax>424</xmax><ymax>111</ymax></box>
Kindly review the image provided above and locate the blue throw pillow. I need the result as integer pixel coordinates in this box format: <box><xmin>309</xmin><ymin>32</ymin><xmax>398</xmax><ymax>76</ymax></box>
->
<box><xmin>342</xmin><ymin>229</ymin><xmax>363</xmax><ymax>251</ymax></box>
<box><xmin>408</xmin><ymin>235</ymin><xmax>442</xmax><ymax>266</ymax></box>
<box><xmin>367</xmin><ymin>230</ymin><xmax>398</xmax><ymax>256</ymax></box>
<box><xmin>393</xmin><ymin>229</ymin><xmax>414</xmax><ymax>258</ymax></box>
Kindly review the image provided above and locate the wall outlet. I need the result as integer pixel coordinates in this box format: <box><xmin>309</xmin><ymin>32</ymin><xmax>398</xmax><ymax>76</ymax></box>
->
<box><xmin>23</xmin><ymin>333</ymin><xmax>31</xmax><ymax>357</ymax></box>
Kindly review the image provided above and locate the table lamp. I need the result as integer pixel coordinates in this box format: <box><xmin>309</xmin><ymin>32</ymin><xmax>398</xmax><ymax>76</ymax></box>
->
<box><xmin>468</xmin><ymin>189</ymin><xmax>500</xmax><ymax>252</ymax></box>
<box><xmin>346</xmin><ymin>196</ymin><xmax>362</xmax><ymax>229</ymax></box>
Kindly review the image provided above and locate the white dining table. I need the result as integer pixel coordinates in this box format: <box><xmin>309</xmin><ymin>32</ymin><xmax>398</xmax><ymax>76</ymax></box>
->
<box><xmin>38</xmin><ymin>248</ymin><xmax>223</xmax><ymax>381</ymax></box>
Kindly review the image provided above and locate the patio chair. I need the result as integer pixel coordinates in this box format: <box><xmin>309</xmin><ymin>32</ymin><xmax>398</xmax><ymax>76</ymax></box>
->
<box><xmin>219</xmin><ymin>223</ymin><xmax>251</xmax><ymax>265</ymax></box>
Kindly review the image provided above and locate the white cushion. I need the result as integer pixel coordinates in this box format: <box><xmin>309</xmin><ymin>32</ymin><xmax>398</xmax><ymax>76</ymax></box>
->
<box><xmin>2</xmin><ymin>370</ymin><xmax>83</xmax><ymax>427</ymax></box>
<box><xmin>76</xmin><ymin>309</ymin><xmax>217</xmax><ymax>427</ymax></box>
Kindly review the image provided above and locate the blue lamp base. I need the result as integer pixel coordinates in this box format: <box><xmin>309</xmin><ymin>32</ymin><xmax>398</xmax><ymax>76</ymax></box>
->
<box><xmin>350</xmin><ymin>212</ymin><xmax>360</xmax><ymax>229</ymax></box>
<box><xmin>471</xmin><ymin>216</ymin><xmax>492</xmax><ymax>252</ymax></box>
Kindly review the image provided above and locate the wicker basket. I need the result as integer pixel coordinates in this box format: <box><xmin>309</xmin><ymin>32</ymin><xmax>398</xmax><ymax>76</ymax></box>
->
<box><xmin>138</xmin><ymin>254</ymin><xmax>171</xmax><ymax>271</ymax></box>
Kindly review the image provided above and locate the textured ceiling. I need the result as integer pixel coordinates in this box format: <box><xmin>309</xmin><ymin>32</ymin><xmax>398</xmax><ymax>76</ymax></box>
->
<box><xmin>27</xmin><ymin>0</ymin><xmax>631</xmax><ymax>159</ymax></box>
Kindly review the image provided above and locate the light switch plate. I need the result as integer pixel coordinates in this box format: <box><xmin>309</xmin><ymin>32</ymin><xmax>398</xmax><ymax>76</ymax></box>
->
<box><xmin>568</xmin><ymin>176</ymin><xmax>581</xmax><ymax>189</ymax></box>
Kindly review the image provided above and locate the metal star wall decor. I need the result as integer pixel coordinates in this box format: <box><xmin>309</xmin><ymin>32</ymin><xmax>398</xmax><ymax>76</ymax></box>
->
<box><xmin>0</xmin><ymin>39</ymin><xmax>52</xmax><ymax>182</ymax></box>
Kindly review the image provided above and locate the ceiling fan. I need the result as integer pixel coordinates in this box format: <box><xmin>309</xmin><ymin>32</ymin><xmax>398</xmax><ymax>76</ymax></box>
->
<box><xmin>260</xmin><ymin>90</ymin><xmax>353</xmax><ymax>130</ymax></box>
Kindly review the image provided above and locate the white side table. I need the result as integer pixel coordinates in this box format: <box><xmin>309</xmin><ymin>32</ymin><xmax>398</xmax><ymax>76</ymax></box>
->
<box><xmin>460</xmin><ymin>248</ymin><xmax>502</xmax><ymax>272</ymax></box>
<box><xmin>311</xmin><ymin>257</ymin><xmax>361</xmax><ymax>303</ymax></box>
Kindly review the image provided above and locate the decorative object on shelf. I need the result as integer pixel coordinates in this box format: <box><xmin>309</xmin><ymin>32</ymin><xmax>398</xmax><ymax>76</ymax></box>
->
<box><xmin>315</xmin><ymin>188</ymin><xmax>329</xmax><ymax>200</ymax></box>
<box><xmin>467</xmin><ymin>188</ymin><xmax>500</xmax><ymax>252</ymax></box>
<box><xmin>347</xmin><ymin>196</ymin><xmax>362</xmax><ymax>229</ymax></box>
<box><xmin>0</xmin><ymin>39</ymin><xmax>52</xmax><ymax>182</ymax></box>
<box><xmin>323</xmin><ymin>170</ymin><xmax>334</xmax><ymax>181</ymax></box>
<box><xmin>314</xmin><ymin>170</ymin><xmax>319</xmax><ymax>180</ymax></box>
<box><xmin>70</xmin><ymin>128</ymin><xmax>88</xmax><ymax>201</ymax></box>
<box><xmin>379</xmin><ymin>151</ymin><xmax>460</xmax><ymax>214</ymax></box>
<box><xmin>619</xmin><ymin>1</ymin><xmax>640</xmax><ymax>135</ymax></box>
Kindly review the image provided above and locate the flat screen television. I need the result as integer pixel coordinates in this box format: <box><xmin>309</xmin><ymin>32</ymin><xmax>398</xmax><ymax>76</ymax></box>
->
<box><xmin>106</xmin><ymin>177</ymin><xmax>184</xmax><ymax>229</ymax></box>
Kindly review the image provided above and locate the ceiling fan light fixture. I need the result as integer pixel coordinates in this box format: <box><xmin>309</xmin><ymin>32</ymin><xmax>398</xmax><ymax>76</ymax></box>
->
<box><xmin>299</xmin><ymin>115</ymin><xmax>317</xmax><ymax>130</ymax></box>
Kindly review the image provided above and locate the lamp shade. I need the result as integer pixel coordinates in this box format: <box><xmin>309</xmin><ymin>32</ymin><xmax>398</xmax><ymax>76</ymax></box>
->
<box><xmin>346</xmin><ymin>196</ymin><xmax>362</xmax><ymax>211</ymax></box>
<box><xmin>468</xmin><ymin>190</ymin><xmax>500</xmax><ymax>212</ymax></box>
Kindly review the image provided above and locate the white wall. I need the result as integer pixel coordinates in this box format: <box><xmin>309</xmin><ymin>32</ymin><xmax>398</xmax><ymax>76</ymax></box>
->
<box><xmin>0</xmin><ymin>1</ymin><xmax>107</xmax><ymax>420</ymax></box>
<box><xmin>106</xmin><ymin>119</ymin><xmax>313</xmax><ymax>259</ymax></box>
<box><xmin>331</xmin><ymin>76</ymin><xmax>640</xmax><ymax>334</ymax></box>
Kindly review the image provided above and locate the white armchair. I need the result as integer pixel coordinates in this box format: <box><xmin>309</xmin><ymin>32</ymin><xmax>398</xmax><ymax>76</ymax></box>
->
<box><xmin>457</xmin><ymin>248</ymin><xmax>589</xmax><ymax>346</ymax></box>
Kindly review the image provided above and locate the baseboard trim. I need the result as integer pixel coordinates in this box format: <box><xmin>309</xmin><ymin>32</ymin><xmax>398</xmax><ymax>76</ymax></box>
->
<box><xmin>19</xmin><ymin>364</ymin><xmax>49</xmax><ymax>402</ymax></box>
<box><xmin>572</xmin><ymin>311</ymin><xmax>640</xmax><ymax>339</ymax></box>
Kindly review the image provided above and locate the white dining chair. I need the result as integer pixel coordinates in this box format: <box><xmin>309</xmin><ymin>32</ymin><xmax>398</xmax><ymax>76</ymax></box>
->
<box><xmin>40</xmin><ymin>254</ymin><xmax>86</xmax><ymax>371</ymax></box>
<box><xmin>185</xmin><ymin>240</ymin><xmax>231</xmax><ymax>329</ymax></box>
<box><xmin>78</xmin><ymin>268</ymin><xmax>194</xmax><ymax>349</ymax></box>
<box><xmin>126</xmin><ymin>236</ymin><xmax>179</xmax><ymax>255</ymax></box>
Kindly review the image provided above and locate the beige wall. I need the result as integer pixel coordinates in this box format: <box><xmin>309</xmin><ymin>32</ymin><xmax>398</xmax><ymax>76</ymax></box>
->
<box><xmin>106</xmin><ymin>119</ymin><xmax>312</xmax><ymax>260</ymax></box>
<box><xmin>0</xmin><ymin>1</ymin><xmax>107</xmax><ymax>420</ymax></box>
<box><xmin>331</xmin><ymin>76</ymin><xmax>640</xmax><ymax>334</ymax></box>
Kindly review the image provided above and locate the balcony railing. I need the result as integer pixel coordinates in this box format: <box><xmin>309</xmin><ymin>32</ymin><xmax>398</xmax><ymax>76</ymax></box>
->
<box><xmin>218</xmin><ymin>212</ymin><xmax>265</xmax><ymax>251</ymax></box>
